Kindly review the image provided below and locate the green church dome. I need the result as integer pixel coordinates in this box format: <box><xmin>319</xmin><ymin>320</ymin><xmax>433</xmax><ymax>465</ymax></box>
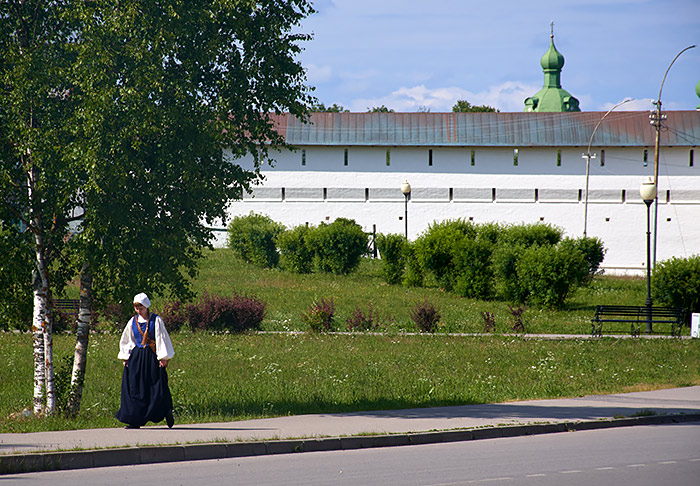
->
<box><xmin>524</xmin><ymin>29</ymin><xmax>581</xmax><ymax>112</ymax></box>
<box><xmin>540</xmin><ymin>37</ymin><xmax>565</xmax><ymax>72</ymax></box>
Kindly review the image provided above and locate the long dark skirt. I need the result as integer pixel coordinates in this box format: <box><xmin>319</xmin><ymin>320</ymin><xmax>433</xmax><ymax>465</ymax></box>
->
<box><xmin>115</xmin><ymin>346</ymin><xmax>173</xmax><ymax>427</ymax></box>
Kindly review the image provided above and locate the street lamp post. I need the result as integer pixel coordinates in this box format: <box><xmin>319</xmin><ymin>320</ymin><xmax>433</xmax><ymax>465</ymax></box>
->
<box><xmin>400</xmin><ymin>179</ymin><xmax>411</xmax><ymax>239</ymax></box>
<box><xmin>640</xmin><ymin>177</ymin><xmax>657</xmax><ymax>333</ymax></box>
<box><xmin>650</xmin><ymin>45</ymin><xmax>696</xmax><ymax>267</ymax></box>
<box><xmin>582</xmin><ymin>98</ymin><xmax>632</xmax><ymax>237</ymax></box>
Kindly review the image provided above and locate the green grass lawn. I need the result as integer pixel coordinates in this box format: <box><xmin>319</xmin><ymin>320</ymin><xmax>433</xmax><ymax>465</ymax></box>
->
<box><xmin>2</xmin><ymin>332</ymin><xmax>698</xmax><ymax>433</ymax></box>
<box><xmin>187</xmin><ymin>249</ymin><xmax>655</xmax><ymax>335</ymax></box>
<box><xmin>53</xmin><ymin>248</ymin><xmax>657</xmax><ymax>336</ymax></box>
<box><xmin>2</xmin><ymin>249</ymin><xmax>697</xmax><ymax>433</ymax></box>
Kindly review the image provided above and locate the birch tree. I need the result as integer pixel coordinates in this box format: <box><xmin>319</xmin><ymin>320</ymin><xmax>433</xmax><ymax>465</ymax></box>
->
<box><xmin>3</xmin><ymin>0</ymin><xmax>315</xmax><ymax>417</ymax></box>
<box><xmin>61</xmin><ymin>0</ymin><xmax>316</xmax><ymax>415</ymax></box>
<box><xmin>0</xmin><ymin>0</ymin><xmax>79</xmax><ymax>415</ymax></box>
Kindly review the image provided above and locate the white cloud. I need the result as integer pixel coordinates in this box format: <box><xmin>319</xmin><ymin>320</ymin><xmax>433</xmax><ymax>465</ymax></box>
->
<box><xmin>600</xmin><ymin>98</ymin><xmax>654</xmax><ymax>111</ymax></box>
<box><xmin>349</xmin><ymin>81</ymin><xmax>541</xmax><ymax>112</ymax></box>
<box><xmin>305</xmin><ymin>64</ymin><xmax>333</xmax><ymax>84</ymax></box>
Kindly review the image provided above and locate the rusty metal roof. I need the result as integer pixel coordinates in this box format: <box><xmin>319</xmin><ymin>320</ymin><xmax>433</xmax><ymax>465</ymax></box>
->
<box><xmin>270</xmin><ymin>111</ymin><xmax>700</xmax><ymax>147</ymax></box>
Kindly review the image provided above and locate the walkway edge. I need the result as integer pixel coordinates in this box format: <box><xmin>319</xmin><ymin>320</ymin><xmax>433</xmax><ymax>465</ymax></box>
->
<box><xmin>2</xmin><ymin>413</ymin><xmax>699</xmax><ymax>475</ymax></box>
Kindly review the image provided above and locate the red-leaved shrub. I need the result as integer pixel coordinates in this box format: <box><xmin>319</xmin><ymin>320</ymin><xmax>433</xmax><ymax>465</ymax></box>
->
<box><xmin>346</xmin><ymin>304</ymin><xmax>391</xmax><ymax>332</ymax></box>
<box><xmin>409</xmin><ymin>300</ymin><xmax>441</xmax><ymax>333</ymax></box>
<box><xmin>159</xmin><ymin>290</ymin><xmax>266</xmax><ymax>333</ymax></box>
<box><xmin>301</xmin><ymin>298</ymin><xmax>335</xmax><ymax>332</ymax></box>
<box><xmin>159</xmin><ymin>300</ymin><xmax>189</xmax><ymax>332</ymax></box>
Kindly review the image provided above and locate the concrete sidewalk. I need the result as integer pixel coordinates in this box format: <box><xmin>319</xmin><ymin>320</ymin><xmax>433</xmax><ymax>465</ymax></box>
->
<box><xmin>2</xmin><ymin>386</ymin><xmax>699</xmax><ymax>474</ymax></box>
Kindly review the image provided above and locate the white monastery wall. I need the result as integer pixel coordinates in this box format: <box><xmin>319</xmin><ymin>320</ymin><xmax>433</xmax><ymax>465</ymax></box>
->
<box><xmin>215</xmin><ymin>145</ymin><xmax>699</xmax><ymax>275</ymax></box>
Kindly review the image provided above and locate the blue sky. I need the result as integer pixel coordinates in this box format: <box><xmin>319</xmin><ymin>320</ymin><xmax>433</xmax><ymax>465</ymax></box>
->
<box><xmin>297</xmin><ymin>0</ymin><xmax>700</xmax><ymax>112</ymax></box>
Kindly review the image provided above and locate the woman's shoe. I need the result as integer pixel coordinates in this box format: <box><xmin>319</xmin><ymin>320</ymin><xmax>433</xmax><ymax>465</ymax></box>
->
<box><xmin>124</xmin><ymin>424</ymin><xmax>140</xmax><ymax>429</ymax></box>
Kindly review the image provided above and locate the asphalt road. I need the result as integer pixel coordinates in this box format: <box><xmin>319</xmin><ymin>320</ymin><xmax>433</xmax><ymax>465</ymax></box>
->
<box><xmin>5</xmin><ymin>423</ymin><xmax>700</xmax><ymax>485</ymax></box>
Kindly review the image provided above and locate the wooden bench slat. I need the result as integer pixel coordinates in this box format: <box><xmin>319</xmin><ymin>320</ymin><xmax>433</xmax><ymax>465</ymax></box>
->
<box><xmin>591</xmin><ymin>304</ymin><xmax>684</xmax><ymax>337</ymax></box>
<box><xmin>54</xmin><ymin>299</ymin><xmax>80</xmax><ymax>315</ymax></box>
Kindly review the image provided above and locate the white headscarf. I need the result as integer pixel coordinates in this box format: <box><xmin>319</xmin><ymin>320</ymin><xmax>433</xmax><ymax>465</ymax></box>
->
<box><xmin>133</xmin><ymin>292</ymin><xmax>151</xmax><ymax>308</ymax></box>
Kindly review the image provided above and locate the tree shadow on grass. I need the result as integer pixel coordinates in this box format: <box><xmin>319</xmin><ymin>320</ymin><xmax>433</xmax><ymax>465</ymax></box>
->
<box><xmin>180</xmin><ymin>397</ymin><xmax>478</xmax><ymax>422</ymax></box>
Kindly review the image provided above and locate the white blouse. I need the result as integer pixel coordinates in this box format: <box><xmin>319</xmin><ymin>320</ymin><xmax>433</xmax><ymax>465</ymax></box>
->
<box><xmin>118</xmin><ymin>314</ymin><xmax>175</xmax><ymax>361</ymax></box>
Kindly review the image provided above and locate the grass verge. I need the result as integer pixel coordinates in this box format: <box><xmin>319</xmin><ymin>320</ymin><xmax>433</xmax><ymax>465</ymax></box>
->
<box><xmin>2</xmin><ymin>332</ymin><xmax>698</xmax><ymax>433</ymax></box>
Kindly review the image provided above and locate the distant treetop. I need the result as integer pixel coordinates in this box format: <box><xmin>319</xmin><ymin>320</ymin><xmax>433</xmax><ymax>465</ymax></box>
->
<box><xmin>367</xmin><ymin>105</ymin><xmax>395</xmax><ymax>113</ymax></box>
<box><xmin>452</xmin><ymin>100</ymin><xmax>499</xmax><ymax>113</ymax></box>
<box><xmin>310</xmin><ymin>102</ymin><xmax>349</xmax><ymax>112</ymax></box>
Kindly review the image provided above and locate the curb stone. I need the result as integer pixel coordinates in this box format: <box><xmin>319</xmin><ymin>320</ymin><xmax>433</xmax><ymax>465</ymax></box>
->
<box><xmin>2</xmin><ymin>413</ymin><xmax>700</xmax><ymax>475</ymax></box>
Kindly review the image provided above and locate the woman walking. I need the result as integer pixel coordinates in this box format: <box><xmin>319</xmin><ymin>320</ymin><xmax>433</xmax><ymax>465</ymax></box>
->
<box><xmin>116</xmin><ymin>293</ymin><xmax>175</xmax><ymax>429</ymax></box>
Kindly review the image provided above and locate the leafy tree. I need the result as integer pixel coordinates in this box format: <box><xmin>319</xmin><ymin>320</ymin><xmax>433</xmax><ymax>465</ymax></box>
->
<box><xmin>67</xmin><ymin>0</ymin><xmax>314</xmax><ymax>416</ymax></box>
<box><xmin>1</xmin><ymin>0</ymin><xmax>81</xmax><ymax>415</ymax></box>
<box><xmin>1</xmin><ymin>0</ymin><xmax>315</xmax><ymax>417</ymax></box>
<box><xmin>452</xmin><ymin>99</ymin><xmax>499</xmax><ymax>113</ymax></box>
<box><xmin>452</xmin><ymin>237</ymin><xmax>493</xmax><ymax>299</ymax></box>
<box><xmin>309</xmin><ymin>102</ymin><xmax>349</xmax><ymax>112</ymax></box>
<box><xmin>367</xmin><ymin>105</ymin><xmax>395</xmax><ymax>113</ymax></box>
<box><xmin>0</xmin><ymin>221</ymin><xmax>33</xmax><ymax>330</ymax></box>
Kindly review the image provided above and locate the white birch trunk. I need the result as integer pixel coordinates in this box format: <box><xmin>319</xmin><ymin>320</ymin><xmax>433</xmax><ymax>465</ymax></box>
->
<box><xmin>28</xmin><ymin>163</ymin><xmax>55</xmax><ymax>415</ymax></box>
<box><xmin>67</xmin><ymin>264</ymin><xmax>92</xmax><ymax>417</ymax></box>
<box><xmin>31</xmin><ymin>270</ymin><xmax>46</xmax><ymax>416</ymax></box>
<box><xmin>43</xmin><ymin>295</ymin><xmax>56</xmax><ymax>415</ymax></box>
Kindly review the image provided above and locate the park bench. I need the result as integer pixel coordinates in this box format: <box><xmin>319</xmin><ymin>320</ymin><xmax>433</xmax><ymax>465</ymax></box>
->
<box><xmin>54</xmin><ymin>299</ymin><xmax>80</xmax><ymax>317</ymax></box>
<box><xmin>591</xmin><ymin>305</ymin><xmax>684</xmax><ymax>337</ymax></box>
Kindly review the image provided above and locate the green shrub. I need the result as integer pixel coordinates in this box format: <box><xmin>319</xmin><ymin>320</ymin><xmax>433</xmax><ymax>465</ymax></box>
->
<box><xmin>402</xmin><ymin>241</ymin><xmax>424</xmax><ymax>287</ymax></box>
<box><xmin>452</xmin><ymin>237</ymin><xmax>493</xmax><ymax>299</ymax></box>
<box><xmin>474</xmin><ymin>221</ymin><xmax>503</xmax><ymax>244</ymax></box>
<box><xmin>53</xmin><ymin>354</ymin><xmax>75</xmax><ymax>415</ymax></box>
<box><xmin>491</xmin><ymin>243</ymin><xmax>528</xmax><ymax>303</ymax></box>
<box><xmin>302</xmin><ymin>298</ymin><xmax>336</xmax><ymax>332</ymax></box>
<box><xmin>516</xmin><ymin>244</ymin><xmax>588</xmax><ymax>309</ymax></box>
<box><xmin>309</xmin><ymin>218</ymin><xmax>368</xmax><ymax>275</ymax></box>
<box><xmin>413</xmin><ymin>219</ymin><xmax>475</xmax><ymax>290</ymax></box>
<box><xmin>653</xmin><ymin>255</ymin><xmax>700</xmax><ymax>323</ymax></box>
<box><xmin>277</xmin><ymin>225</ymin><xmax>315</xmax><ymax>274</ymax></box>
<box><xmin>560</xmin><ymin>236</ymin><xmax>606</xmax><ymax>282</ymax></box>
<box><xmin>376</xmin><ymin>233</ymin><xmax>407</xmax><ymax>284</ymax></box>
<box><xmin>413</xmin><ymin>221</ymin><xmax>563</xmax><ymax>297</ymax></box>
<box><xmin>227</xmin><ymin>212</ymin><xmax>285</xmax><ymax>268</ymax></box>
<box><xmin>500</xmin><ymin>222</ymin><xmax>563</xmax><ymax>247</ymax></box>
